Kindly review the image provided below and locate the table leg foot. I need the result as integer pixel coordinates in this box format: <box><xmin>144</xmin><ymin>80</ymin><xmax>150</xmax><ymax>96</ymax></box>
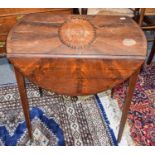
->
<box><xmin>39</xmin><ymin>87</ymin><xmax>43</xmax><ymax>97</ymax></box>
<box><xmin>111</xmin><ymin>88</ymin><xmax>114</xmax><ymax>98</ymax></box>
<box><xmin>117</xmin><ymin>69</ymin><xmax>140</xmax><ymax>143</ymax></box>
<box><xmin>14</xmin><ymin>67</ymin><xmax>32</xmax><ymax>139</ymax></box>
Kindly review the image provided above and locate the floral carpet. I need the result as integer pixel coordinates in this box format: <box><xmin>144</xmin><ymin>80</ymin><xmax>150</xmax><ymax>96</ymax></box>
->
<box><xmin>114</xmin><ymin>64</ymin><xmax>155</xmax><ymax>146</ymax></box>
<box><xmin>0</xmin><ymin>83</ymin><xmax>116</xmax><ymax>146</ymax></box>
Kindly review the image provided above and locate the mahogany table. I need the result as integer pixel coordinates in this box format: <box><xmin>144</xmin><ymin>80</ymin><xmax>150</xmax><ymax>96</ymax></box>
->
<box><xmin>6</xmin><ymin>14</ymin><xmax>147</xmax><ymax>143</ymax></box>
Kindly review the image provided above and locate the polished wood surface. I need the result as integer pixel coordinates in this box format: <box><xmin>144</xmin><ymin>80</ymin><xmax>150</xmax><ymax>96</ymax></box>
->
<box><xmin>0</xmin><ymin>8</ymin><xmax>72</xmax><ymax>56</ymax></box>
<box><xmin>8</xmin><ymin>58</ymin><xmax>143</xmax><ymax>96</ymax></box>
<box><xmin>7</xmin><ymin>14</ymin><xmax>146</xmax><ymax>96</ymax></box>
<box><xmin>7</xmin><ymin>14</ymin><xmax>147</xmax><ymax>142</ymax></box>
<box><xmin>7</xmin><ymin>14</ymin><xmax>146</xmax><ymax>56</ymax></box>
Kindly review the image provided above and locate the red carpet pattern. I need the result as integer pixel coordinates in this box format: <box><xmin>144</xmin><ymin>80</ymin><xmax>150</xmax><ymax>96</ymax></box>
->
<box><xmin>114</xmin><ymin>64</ymin><xmax>155</xmax><ymax>146</ymax></box>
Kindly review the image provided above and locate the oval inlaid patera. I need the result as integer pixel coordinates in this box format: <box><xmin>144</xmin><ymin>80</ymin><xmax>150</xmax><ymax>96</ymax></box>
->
<box><xmin>59</xmin><ymin>18</ymin><xmax>95</xmax><ymax>49</ymax></box>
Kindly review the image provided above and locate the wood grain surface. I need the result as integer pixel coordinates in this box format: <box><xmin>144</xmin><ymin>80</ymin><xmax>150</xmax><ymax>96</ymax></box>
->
<box><xmin>7</xmin><ymin>14</ymin><xmax>147</xmax><ymax>57</ymax></box>
<box><xmin>7</xmin><ymin>14</ymin><xmax>147</xmax><ymax>96</ymax></box>
<box><xmin>0</xmin><ymin>8</ymin><xmax>72</xmax><ymax>17</ymax></box>
<box><xmin>9</xmin><ymin>57</ymin><xmax>143</xmax><ymax>95</ymax></box>
<box><xmin>0</xmin><ymin>9</ymin><xmax>72</xmax><ymax>56</ymax></box>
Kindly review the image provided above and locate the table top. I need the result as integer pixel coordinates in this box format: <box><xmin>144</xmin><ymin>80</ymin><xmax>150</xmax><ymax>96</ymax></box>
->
<box><xmin>6</xmin><ymin>14</ymin><xmax>147</xmax><ymax>95</ymax></box>
<box><xmin>7</xmin><ymin>14</ymin><xmax>147</xmax><ymax>59</ymax></box>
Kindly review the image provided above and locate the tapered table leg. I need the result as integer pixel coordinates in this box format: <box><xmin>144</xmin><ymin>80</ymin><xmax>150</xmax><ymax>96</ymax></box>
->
<box><xmin>14</xmin><ymin>67</ymin><xmax>32</xmax><ymax>139</ymax></box>
<box><xmin>147</xmin><ymin>37</ymin><xmax>155</xmax><ymax>65</ymax></box>
<box><xmin>117</xmin><ymin>69</ymin><xmax>140</xmax><ymax>143</ymax></box>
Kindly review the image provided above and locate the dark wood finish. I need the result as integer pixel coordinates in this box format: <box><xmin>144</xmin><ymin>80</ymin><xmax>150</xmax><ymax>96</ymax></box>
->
<box><xmin>133</xmin><ymin>8</ymin><xmax>140</xmax><ymax>22</ymax></box>
<box><xmin>138</xmin><ymin>8</ymin><xmax>155</xmax><ymax>30</ymax></box>
<box><xmin>147</xmin><ymin>36</ymin><xmax>155</xmax><ymax>65</ymax></box>
<box><xmin>39</xmin><ymin>87</ymin><xmax>43</xmax><ymax>97</ymax></box>
<box><xmin>0</xmin><ymin>8</ymin><xmax>72</xmax><ymax>57</ymax></box>
<box><xmin>111</xmin><ymin>88</ymin><xmax>114</xmax><ymax>99</ymax></box>
<box><xmin>143</xmin><ymin>16</ymin><xmax>155</xmax><ymax>26</ymax></box>
<box><xmin>139</xmin><ymin>8</ymin><xmax>146</xmax><ymax>26</ymax></box>
<box><xmin>8</xmin><ymin>58</ymin><xmax>144</xmax><ymax>96</ymax></box>
<box><xmin>81</xmin><ymin>8</ymin><xmax>88</xmax><ymax>15</ymax></box>
<box><xmin>7</xmin><ymin>14</ymin><xmax>147</xmax><ymax>142</ymax></box>
<box><xmin>14</xmin><ymin>67</ymin><xmax>32</xmax><ymax>139</ymax></box>
<box><xmin>117</xmin><ymin>69</ymin><xmax>140</xmax><ymax>142</ymax></box>
<box><xmin>73</xmin><ymin>8</ymin><xmax>80</xmax><ymax>14</ymax></box>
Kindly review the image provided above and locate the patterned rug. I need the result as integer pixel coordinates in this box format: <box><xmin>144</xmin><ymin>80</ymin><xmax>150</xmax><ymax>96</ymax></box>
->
<box><xmin>0</xmin><ymin>83</ymin><xmax>116</xmax><ymax>146</ymax></box>
<box><xmin>114</xmin><ymin>64</ymin><xmax>155</xmax><ymax>146</ymax></box>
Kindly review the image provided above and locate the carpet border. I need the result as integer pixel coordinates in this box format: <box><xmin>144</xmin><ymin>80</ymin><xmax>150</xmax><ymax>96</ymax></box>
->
<box><xmin>95</xmin><ymin>95</ymin><xmax>118</xmax><ymax>146</ymax></box>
